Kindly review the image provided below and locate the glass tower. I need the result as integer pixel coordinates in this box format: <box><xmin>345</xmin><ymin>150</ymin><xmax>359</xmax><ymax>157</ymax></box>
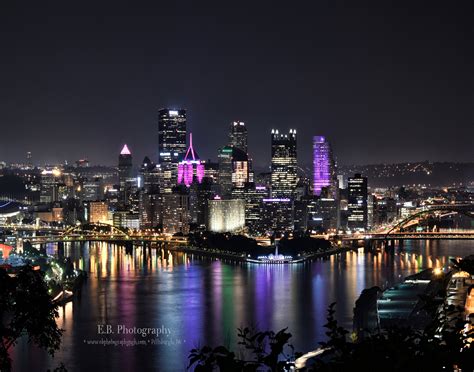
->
<box><xmin>347</xmin><ymin>173</ymin><xmax>368</xmax><ymax>231</ymax></box>
<box><xmin>313</xmin><ymin>136</ymin><xmax>333</xmax><ymax>196</ymax></box>
<box><xmin>158</xmin><ymin>108</ymin><xmax>186</xmax><ymax>193</ymax></box>
<box><xmin>270</xmin><ymin>129</ymin><xmax>297</xmax><ymax>198</ymax></box>
<box><xmin>229</xmin><ymin>121</ymin><xmax>248</xmax><ymax>153</ymax></box>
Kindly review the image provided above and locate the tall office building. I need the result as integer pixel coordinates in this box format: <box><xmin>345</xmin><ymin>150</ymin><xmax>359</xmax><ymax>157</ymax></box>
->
<box><xmin>40</xmin><ymin>169</ymin><xmax>61</xmax><ymax>203</ymax></box>
<box><xmin>162</xmin><ymin>190</ymin><xmax>190</xmax><ymax>234</ymax></box>
<box><xmin>140</xmin><ymin>156</ymin><xmax>161</xmax><ymax>193</ymax></box>
<box><xmin>231</xmin><ymin>148</ymin><xmax>252</xmax><ymax>188</ymax></box>
<box><xmin>139</xmin><ymin>156</ymin><xmax>161</xmax><ymax>229</ymax></box>
<box><xmin>177</xmin><ymin>133</ymin><xmax>205</xmax><ymax>187</ymax></box>
<box><xmin>87</xmin><ymin>201</ymin><xmax>109</xmax><ymax>224</ymax></box>
<box><xmin>218</xmin><ymin>146</ymin><xmax>233</xmax><ymax>198</ymax></box>
<box><xmin>261</xmin><ymin>198</ymin><xmax>294</xmax><ymax>234</ymax></box>
<box><xmin>82</xmin><ymin>177</ymin><xmax>104</xmax><ymax>201</ymax></box>
<box><xmin>118</xmin><ymin>144</ymin><xmax>133</xmax><ymax>204</ymax></box>
<box><xmin>294</xmin><ymin>196</ymin><xmax>338</xmax><ymax>233</ymax></box>
<box><xmin>270</xmin><ymin>129</ymin><xmax>297</xmax><ymax>198</ymax></box>
<box><xmin>313</xmin><ymin>136</ymin><xmax>336</xmax><ymax>197</ymax></box>
<box><xmin>218</xmin><ymin>145</ymin><xmax>253</xmax><ymax>197</ymax></box>
<box><xmin>158</xmin><ymin>108</ymin><xmax>187</xmax><ymax>193</ymax></box>
<box><xmin>139</xmin><ymin>193</ymin><xmax>161</xmax><ymax>229</ymax></box>
<box><xmin>347</xmin><ymin>173</ymin><xmax>368</xmax><ymax>231</ymax></box>
<box><xmin>229</xmin><ymin>121</ymin><xmax>247</xmax><ymax>153</ymax></box>
<box><xmin>243</xmin><ymin>184</ymin><xmax>268</xmax><ymax>235</ymax></box>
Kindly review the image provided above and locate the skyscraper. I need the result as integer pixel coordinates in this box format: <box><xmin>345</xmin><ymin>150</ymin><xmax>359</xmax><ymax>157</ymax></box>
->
<box><xmin>158</xmin><ymin>109</ymin><xmax>187</xmax><ymax>163</ymax></box>
<box><xmin>270</xmin><ymin>129</ymin><xmax>297</xmax><ymax>198</ymax></box>
<box><xmin>313</xmin><ymin>136</ymin><xmax>336</xmax><ymax>197</ymax></box>
<box><xmin>217</xmin><ymin>146</ymin><xmax>233</xmax><ymax>198</ymax></box>
<box><xmin>347</xmin><ymin>173</ymin><xmax>368</xmax><ymax>231</ymax></box>
<box><xmin>158</xmin><ymin>108</ymin><xmax>186</xmax><ymax>193</ymax></box>
<box><xmin>118</xmin><ymin>144</ymin><xmax>133</xmax><ymax>183</ymax></box>
<box><xmin>139</xmin><ymin>156</ymin><xmax>160</xmax><ymax>193</ymax></box>
<box><xmin>40</xmin><ymin>169</ymin><xmax>61</xmax><ymax>203</ymax></box>
<box><xmin>229</xmin><ymin>121</ymin><xmax>247</xmax><ymax>153</ymax></box>
<box><xmin>118</xmin><ymin>144</ymin><xmax>133</xmax><ymax>204</ymax></box>
<box><xmin>177</xmin><ymin>133</ymin><xmax>205</xmax><ymax>187</ymax></box>
<box><xmin>162</xmin><ymin>190</ymin><xmax>190</xmax><ymax>234</ymax></box>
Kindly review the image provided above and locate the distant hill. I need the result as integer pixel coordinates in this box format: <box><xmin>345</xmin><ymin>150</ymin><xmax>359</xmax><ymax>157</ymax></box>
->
<box><xmin>339</xmin><ymin>161</ymin><xmax>474</xmax><ymax>188</ymax></box>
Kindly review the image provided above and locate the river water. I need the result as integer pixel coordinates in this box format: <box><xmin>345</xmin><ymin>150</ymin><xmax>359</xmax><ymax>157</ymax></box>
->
<box><xmin>11</xmin><ymin>240</ymin><xmax>472</xmax><ymax>371</ymax></box>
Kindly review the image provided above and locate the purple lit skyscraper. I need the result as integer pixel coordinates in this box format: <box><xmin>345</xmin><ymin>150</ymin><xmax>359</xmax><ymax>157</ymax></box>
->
<box><xmin>312</xmin><ymin>136</ymin><xmax>332</xmax><ymax>196</ymax></box>
<box><xmin>177</xmin><ymin>133</ymin><xmax>205</xmax><ymax>187</ymax></box>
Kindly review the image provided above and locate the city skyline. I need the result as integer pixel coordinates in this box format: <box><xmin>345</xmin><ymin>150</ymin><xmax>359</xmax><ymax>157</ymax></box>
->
<box><xmin>0</xmin><ymin>3</ymin><xmax>473</xmax><ymax>371</ymax></box>
<box><xmin>0</xmin><ymin>1</ymin><xmax>472</xmax><ymax>167</ymax></box>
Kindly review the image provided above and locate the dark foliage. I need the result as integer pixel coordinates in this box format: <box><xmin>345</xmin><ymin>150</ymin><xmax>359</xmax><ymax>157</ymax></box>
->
<box><xmin>188</xmin><ymin>301</ymin><xmax>473</xmax><ymax>371</ymax></box>
<box><xmin>188</xmin><ymin>327</ymin><xmax>298</xmax><ymax>371</ymax></box>
<box><xmin>277</xmin><ymin>237</ymin><xmax>331</xmax><ymax>256</ymax></box>
<box><xmin>0</xmin><ymin>266</ymin><xmax>63</xmax><ymax>371</ymax></box>
<box><xmin>451</xmin><ymin>256</ymin><xmax>474</xmax><ymax>276</ymax></box>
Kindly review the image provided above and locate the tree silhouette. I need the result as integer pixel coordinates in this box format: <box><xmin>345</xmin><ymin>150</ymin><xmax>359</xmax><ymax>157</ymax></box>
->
<box><xmin>188</xmin><ymin>327</ymin><xmax>298</xmax><ymax>371</ymax></box>
<box><xmin>0</xmin><ymin>266</ymin><xmax>63</xmax><ymax>371</ymax></box>
<box><xmin>188</xmin><ymin>301</ymin><xmax>473</xmax><ymax>371</ymax></box>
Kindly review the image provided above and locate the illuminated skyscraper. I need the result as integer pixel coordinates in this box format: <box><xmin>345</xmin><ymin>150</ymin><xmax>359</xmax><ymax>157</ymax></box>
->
<box><xmin>158</xmin><ymin>109</ymin><xmax>187</xmax><ymax>163</ymax></box>
<box><xmin>312</xmin><ymin>136</ymin><xmax>335</xmax><ymax>196</ymax></box>
<box><xmin>158</xmin><ymin>108</ymin><xmax>186</xmax><ymax>193</ymax></box>
<box><xmin>270</xmin><ymin>129</ymin><xmax>297</xmax><ymax>198</ymax></box>
<box><xmin>118</xmin><ymin>144</ymin><xmax>133</xmax><ymax>204</ymax></box>
<box><xmin>177</xmin><ymin>133</ymin><xmax>205</xmax><ymax>187</ymax></box>
<box><xmin>347</xmin><ymin>173</ymin><xmax>368</xmax><ymax>231</ymax></box>
<box><xmin>229</xmin><ymin>121</ymin><xmax>248</xmax><ymax>153</ymax></box>
<box><xmin>118</xmin><ymin>144</ymin><xmax>133</xmax><ymax>184</ymax></box>
<box><xmin>40</xmin><ymin>169</ymin><xmax>61</xmax><ymax>203</ymax></box>
<box><xmin>231</xmin><ymin>148</ymin><xmax>252</xmax><ymax>188</ymax></box>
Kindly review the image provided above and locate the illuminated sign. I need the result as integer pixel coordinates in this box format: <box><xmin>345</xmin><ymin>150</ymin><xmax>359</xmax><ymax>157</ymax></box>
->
<box><xmin>169</xmin><ymin>110</ymin><xmax>179</xmax><ymax>116</ymax></box>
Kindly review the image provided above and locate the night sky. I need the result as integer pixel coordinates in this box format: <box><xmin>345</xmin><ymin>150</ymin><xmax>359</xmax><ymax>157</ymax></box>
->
<box><xmin>0</xmin><ymin>1</ymin><xmax>473</xmax><ymax>169</ymax></box>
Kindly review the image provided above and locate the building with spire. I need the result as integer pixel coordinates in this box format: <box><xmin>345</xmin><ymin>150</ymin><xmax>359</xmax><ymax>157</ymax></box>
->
<box><xmin>118</xmin><ymin>144</ymin><xmax>133</xmax><ymax>204</ymax></box>
<box><xmin>177</xmin><ymin>133</ymin><xmax>205</xmax><ymax>187</ymax></box>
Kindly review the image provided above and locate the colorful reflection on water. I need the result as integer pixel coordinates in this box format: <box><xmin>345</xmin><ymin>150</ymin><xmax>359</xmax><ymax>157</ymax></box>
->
<box><xmin>12</xmin><ymin>240</ymin><xmax>470</xmax><ymax>371</ymax></box>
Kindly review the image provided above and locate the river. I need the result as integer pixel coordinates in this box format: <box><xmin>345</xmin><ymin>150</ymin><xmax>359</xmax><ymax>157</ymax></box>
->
<box><xmin>11</xmin><ymin>239</ymin><xmax>472</xmax><ymax>371</ymax></box>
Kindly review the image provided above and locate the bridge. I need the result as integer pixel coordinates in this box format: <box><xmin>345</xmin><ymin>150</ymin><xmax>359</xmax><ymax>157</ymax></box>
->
<box><xmin>338</xmin><ymin>204</ymin><xmax>474</xmax><ymax>246</ymax></box>
<box><xmin>382</xmin><ymin>204</ymin><xmax>473</xmax><ymax>237</ymax></box>
<box><xmin>22</xmin><ymin>222</ymin><xmax>188</xmax><ymax>245</ymax></box>
<box><xmin>27</xmin><ymin>234</ymin><xmax>188</xmax><ymax>245</ymax></box>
